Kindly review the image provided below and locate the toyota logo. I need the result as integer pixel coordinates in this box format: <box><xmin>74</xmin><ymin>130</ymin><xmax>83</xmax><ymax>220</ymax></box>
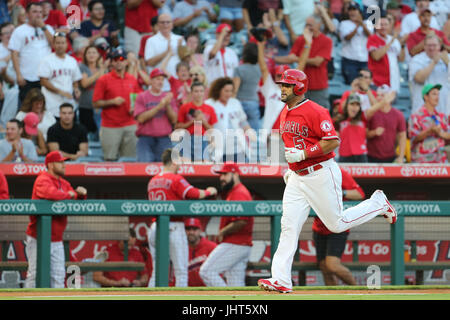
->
<box><xmin>400</xmin><ymin>166</ymin><xmax>414</xmax><ymax>177</ymax></box>
<box><xmin>121</xmin><ymin>202</ymin><xmax>137</xmax><ymax>214</ymax></box>
<box><xmin>255</xmin><ymin>202</ymin><xmax>271</xmax><ymax>214</ymax></box>
<box><xmin>51</xmin><ymin>202</ymin><xmax>67</xmax><ymax>213</ymax></box>
<box><xmin>189</xmin><ymin>202</ymin><xmax>205</xmax><ymax>214</ymax></box>
<box><xmin>210</xmin><ymin>165</ymin><xmax>221</xmax><ymax>175</ymax></box>
<box><xmin>145</xmin><ymin>165</ymin><xmax>161</xmax><ymax>176</ymax></box>
<box><xmin>13</xmin><ymin>164</ymin><xmax>27</xmax><ymax>175</ymax></box>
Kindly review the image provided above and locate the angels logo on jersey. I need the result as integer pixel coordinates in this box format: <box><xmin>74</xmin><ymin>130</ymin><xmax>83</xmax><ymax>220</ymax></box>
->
<box><xmin>320</xmin><ymin>120</ymin><xmax>333</xmax><ymax>133</ymax></box>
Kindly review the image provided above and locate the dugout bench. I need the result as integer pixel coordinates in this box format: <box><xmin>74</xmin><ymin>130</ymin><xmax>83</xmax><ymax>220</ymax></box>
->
<box><xmin>0</xmin><ymin>216</ymin><xmax>145</xmax><ymax>275</ymax></box>
<box><xmin>248</xmin><ymin>215</ymin><xmax>450</xmax><ymax>285</ymax></box>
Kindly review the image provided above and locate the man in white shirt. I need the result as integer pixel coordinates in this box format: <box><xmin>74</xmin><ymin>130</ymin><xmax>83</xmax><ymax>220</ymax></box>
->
<box><xmin>338</xmin><ymin>2</ymin><xmax>373</xmax><ymax>85</ymax></box>
<box><xmin>8</xmin><ymin>2</ymin><xmax>54</xmax><ymax>108</ymax></box>
<box><xmin>202</xmin><ymin>23</ymin><xmax>239</xmax><ymax>85</ymax></box>
<box><xmin>0</xmin><ymin>119</ymin><xmax>38</xmax><ymax>163</ymax></box>
<box><xmin>409</xmin><ymin>34</ymin><xmax>449</xmax><ymax>116</ymax></box>
<box><xmin>38</xmin><ymin>32</ymin><xmax>82</xmax><ymax>118</ymax></box>
<box><xmin>400</xmin><ymin>0</ymin><xmax>440</xmax><ymax>37</ymax></box>
<box><xmin>144</xmin><ymin>13</ymin><xmax>185</xmax><ymax>90</ymax></box>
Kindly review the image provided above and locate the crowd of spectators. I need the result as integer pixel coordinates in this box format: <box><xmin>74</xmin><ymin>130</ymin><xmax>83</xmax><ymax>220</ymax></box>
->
<box><xmin>0</xmin><ymin>0</ymin><xmax>448</xmax><ymax>164</ymax></box>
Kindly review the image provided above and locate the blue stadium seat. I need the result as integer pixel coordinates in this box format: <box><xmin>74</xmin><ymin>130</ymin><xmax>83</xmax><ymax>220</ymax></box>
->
<box><xmin>117</xmin><ymin>156</ymin><xmax>137</xmax><ymax>162</ymax></box>
<box><xmin>74</xmin><ymin>156</ymin><xmax>104</xmax><ymax>163</ymax></box>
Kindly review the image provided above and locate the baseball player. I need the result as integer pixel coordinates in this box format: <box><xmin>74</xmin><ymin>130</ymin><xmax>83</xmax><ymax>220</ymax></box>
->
<box><xmin>257</xmin><ymin>69</ymin><xmax>397</xmax><ymax>293</ymax></box>
<box><xmin>25</xmin><ymin>150</ymin><xmax>87</xmax><ymax>288</ymax></box>
<box><xmin>185</xmin><ymin>218</ymin><xmax>217</xmax><ymax>287</ymax></box>
<box><xmin>313</xmin><ymin>167</ymin><xmax>364</xmax><ymax>286</ymax></box>
<box><xmin>199</xmin><ymin>162</ymin><xmax>253</xmax><ymax>287</ymax></box>
<box><xmin>147</xmin><ymin>148</ymin><xmax>217</xmax><ymax>287</ymax></box>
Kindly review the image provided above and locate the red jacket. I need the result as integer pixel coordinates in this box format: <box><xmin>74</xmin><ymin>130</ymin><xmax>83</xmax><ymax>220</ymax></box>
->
<box><xmin>26</xmin><ymin>171</ymin><xmax>86</xmax><ymax>242</ymax></box>
<box><xmin>0</xmin><ymin>171</ymin><xmax>9</xmax><ymax>200</ymax></box>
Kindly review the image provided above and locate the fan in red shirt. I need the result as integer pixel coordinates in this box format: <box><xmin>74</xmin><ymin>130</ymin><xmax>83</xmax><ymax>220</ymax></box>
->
<box><xmin>24</xmin><ymin>151</ymin><xmax>87</xmax><ymax>288</ymax></box>
<box><xmin>184</xmin><ymin>218</ymin><xmax>217</xmax><ymax>287</ymax></box>
<box><xmin>93</xmin><ymin>228</ymin><xmax>149</xmax><ymax>287</ymax></box>
<box><xmin>199</xmin><ymin>163</ymin><xmax>254</xmax><ymax>287</ymax></box>
<box><xmin>92</xmin><ymin>47</ymin><xmax>142</xmax><ymax>161</ymax></box>
<box><xmin>146</xmin><ymin>148</ymin><xmax>218</xmax><ymax>287</ymax></box>
<box><xmin>175</xmin><ymin>81</ymin><xmax>217</xmax><ymax>162</ymax></box>
<box><xmin>312</xmin><ymin>167</ymin><xmax>364</xmax><ymax>286</ymax></box>
<box><xmin>274</xmin><ymin>16</ymin><xmax>332</xmax><ymax>109</ymax></box>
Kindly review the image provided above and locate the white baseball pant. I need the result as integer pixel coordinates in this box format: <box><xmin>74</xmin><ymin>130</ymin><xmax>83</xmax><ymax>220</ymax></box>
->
<box><xmin>24</xmin><ymin>236</ymin><xmax>66</xmax><ymax>288</ymax></box>
<box><xmin>199</xmin><ymin>243</ymin><xmax>251</xmax><ymax>287</ymax></box>
<box><xmin>272</xmin><ymin>158</ymin><xmax>387</xmax><ymax>288</ymax></box>
<box><xmin>147</xmin><ymin>221</ymin><xmax>188</xmax><ymax>287</ymax></box>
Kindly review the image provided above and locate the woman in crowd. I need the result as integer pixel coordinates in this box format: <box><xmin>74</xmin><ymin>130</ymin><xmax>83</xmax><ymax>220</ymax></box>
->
<box><xmin>15</xmin><ymin>88</ymin><xmax>56</xmax><ymax>141</ymax></box>
<box><xmin>79</xmin><ymin>45</ymin><xmax>109</xmax><ymax>140</ymax></box>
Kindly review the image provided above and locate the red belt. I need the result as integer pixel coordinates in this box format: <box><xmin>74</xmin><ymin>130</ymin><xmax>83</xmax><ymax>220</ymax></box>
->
<box><xmin>295</xmin><ymin>164</ymin><xmax>323</xmax><ymax>176</ymax></box>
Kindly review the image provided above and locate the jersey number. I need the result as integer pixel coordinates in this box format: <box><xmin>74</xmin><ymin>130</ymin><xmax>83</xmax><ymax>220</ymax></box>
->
<box><xmin>293</xmin><ymin>137</ymin><xmax>306</xmax><ymax>150</ymax></box>
<box><xmin>148</xmin><ymin>190</ymin><xmax>167</xmax><ymax>201</ymax></box>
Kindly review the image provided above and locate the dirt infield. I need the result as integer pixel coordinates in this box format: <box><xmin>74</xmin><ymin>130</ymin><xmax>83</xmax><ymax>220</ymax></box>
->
<box><xmin>1</xmin><ymin>287</ymin><xmax>450</xmax><ymax>298</ymax></box>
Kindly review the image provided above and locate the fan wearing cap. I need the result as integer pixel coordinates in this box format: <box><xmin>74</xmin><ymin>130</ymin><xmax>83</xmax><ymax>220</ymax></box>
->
<box><xmin>199</xmin><ymin>162</ymin><xmax>253</xmax><ymax>287</ymax></box>
<box><xmin>38</xmin><ymin>31</ymin><xmax>82</xmax><ymax>118</ymax></box>
<box><xmin>203</xmin><ymin>23</ymin><xmax>239</xmax><ymax>85</ymax></box>
<box><xmin>366</xmin><ymin>84</ymin><xmax>407</xmax><ymax>163</ymax></box>
<box><xmin>93</xmin><ymin>47</ymin><xmax>142</xmax><ymax>161</ymax></box>
<box><xmin>21</xmin><ymin>111</ymin><xmax>48</xmax><ymax>156</ymax></box>
<box><xmin>133</xmin><ymin>68</ymin><xmax>177</xmax><ymax>162</ymax></box>
<box><xmin>400</xmin><ymin>0</ymin><xmax>441</xmax><ymax>37</ymax></box>
<box><xmin>406</xmin><ymin>8</ymin><xmax>450</xmax><ymax>57</ymax></box>
<box><xmin>24</xmin><ymin>150</ymin><xmax>87</xmax><ymax>288</ymax></box>
<box><xmin>274</xmin><ymin>16</ymin><xmax>332</xmax><ymax>110</ymax></box>
<box><xmin>408</xmin><ymin>84</ymin><xmax>450</xmax><ymax>163</ymax></box>
<box><xmin>184</xmin><ymin>218</ymin><xmax>217</xmax><ymax>287</ymax></box>
<box><xmin>146</xmin><ymin>148</ymin><xmax>217</xmax><ymax>287</ymax></box>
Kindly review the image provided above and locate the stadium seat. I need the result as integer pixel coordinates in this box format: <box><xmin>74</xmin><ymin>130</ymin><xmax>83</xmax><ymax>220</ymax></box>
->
<box><xmin>117</xmin><ymin>156</ymin><xmax>137</xmax><ymax>162</ymax></box>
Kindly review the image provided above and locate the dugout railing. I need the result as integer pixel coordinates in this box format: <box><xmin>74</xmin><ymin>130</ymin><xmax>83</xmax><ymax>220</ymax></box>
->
<box><xmin>0</xmin><ymin>200</ymin><xmax>449</xmax><ymax>288</ymax></box>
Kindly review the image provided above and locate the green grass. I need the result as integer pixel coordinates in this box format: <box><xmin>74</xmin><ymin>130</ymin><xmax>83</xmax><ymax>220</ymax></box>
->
<box><xmin>0</xmin><ymin>285</ymin><xmax>449</xmax><ymax>300</ymax></box>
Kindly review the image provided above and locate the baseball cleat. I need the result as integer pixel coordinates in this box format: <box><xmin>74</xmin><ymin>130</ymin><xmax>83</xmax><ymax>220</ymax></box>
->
<box><xmin>257</xmin><ymin>278</ymin><xmax>292</xmax><ymax>293</ymax></box>
<box><xmin>372</xmin><ymin>190</ymin><xmax>397</xmax><ymax>224</ymax></box>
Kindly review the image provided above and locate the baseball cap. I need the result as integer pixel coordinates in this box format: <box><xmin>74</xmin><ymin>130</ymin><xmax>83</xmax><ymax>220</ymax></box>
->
<box><xmin>214</xmin><ymin>162</ymin><xmax>241</xmax><ymax>174</ymax></box>
<box><xmin>377</xmin><ymin>84</ymin><xmax>392</xmax><ymax>94</ymax></box>
<box><xmin>185</xmin><ymin>218</ymin><xmax>202</xmax><ymax>229</ymax></box>
<box><xmin>386</xmin><ymin>1</ymin><xmax>400</xmax><ymax>9</ymax></box>
<box><xmin>216</xmin><ymin>23</ymin><xmax>232</xmax><ymax>34</ymax></box>
<box><xmin>150</xmin><ymin>68</ymin><xmax>167</xmax><ymax>78</ymax></box>
<box><xmin>45</xmin><ymin>150</ymin><xmax>69</xmax><ymax>166</ymax></box>
<box><xmin>347</xmin><ymin>93</ymin><xmax>361</xmax><ymax>104</ymax></box>
<box><xmin>348</xmin><ymin>2</ymin><xmax>360</xmax><ymax>10</ymax></box>
<box><xmin>108</xmin><ymin>47</ymin><xmax>127</xmax><ymax>60</ymax></box>
<box><xmin>422</xmin><ymin>83</ymin><xmax>442</xmax><ymax>97</ymax></box>
<box><xmin>23</xmin><ymin>112</ymin><xmax>39</xmax><ymax>136</ymax></box>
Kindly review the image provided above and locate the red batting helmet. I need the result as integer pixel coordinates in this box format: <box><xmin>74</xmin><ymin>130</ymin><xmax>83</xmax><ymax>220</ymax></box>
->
<box><xmin>276</xmin><ymin>69</ymin><xmax>308</xmax><ymax>96</ymax></box>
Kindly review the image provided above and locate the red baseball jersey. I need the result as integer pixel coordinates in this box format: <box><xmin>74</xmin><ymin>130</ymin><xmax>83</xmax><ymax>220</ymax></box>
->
<box><xmin>280</xmin><ymin>99</ymin><xmax>339</xmax><ymax>171</ymax></box>
<box><xmin>312</xmin><ymin>168</ymin><xmax>365</xmax><ymax>235</ymax></box>
<box><xmin>147</xmin><ymin>172</ymin><xmax>201</xmax><ymax>222</ymax></box>
<box><xmin>219</xmin><ymin>183</ymin><xmax>254</xmax><ymax>246</ymax></box>
<box><xmin>188</xmin><ymin>237</ymin><xmax>217</xmax><ymax>286</ymax></box>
